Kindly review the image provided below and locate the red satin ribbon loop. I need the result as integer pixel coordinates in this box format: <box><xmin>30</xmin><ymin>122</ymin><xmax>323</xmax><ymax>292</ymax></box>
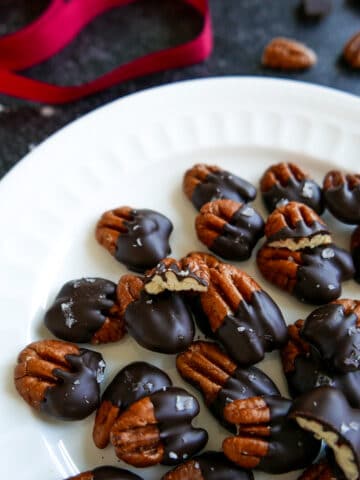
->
<box><xmin>0</xmin><ymin>0</ymin><xmax>212</xmax><ymax>103</ymax></box>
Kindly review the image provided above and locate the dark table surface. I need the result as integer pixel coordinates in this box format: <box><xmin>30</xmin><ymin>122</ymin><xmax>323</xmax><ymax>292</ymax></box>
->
<box><xmin>1</xmin><ymin>0</ymin><xmax>360</xmax><ymax>179</ymax></box>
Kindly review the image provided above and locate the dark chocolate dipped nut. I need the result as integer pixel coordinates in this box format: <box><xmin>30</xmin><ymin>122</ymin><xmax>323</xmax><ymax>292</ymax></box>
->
<box><xmin>291</xmin><ymin>387</ymin><xmax>360</xmax><ymax>480</ymax></box>
<box><xmin>93</xmin><ymin>361</ymin><xmax>172</xmax><ymax>448</ymax></box>
<box><xmin>44</xmin><ymin>278</ymin><xmax>124</xmax><ymax>344</ymax></box>
<box><xmin>65</xmin><ymin>466</ymin><xmax>143</xmax><ymax>480</ymax></box>
<box><xmin>110</xmin><ymin>387</ymin><xmax>208</xmax><ymax>467</ymax></box>
<box><xmin>96</xmin><ymin>207</ymin><xmax>173</xmax><ymax>272</ymax></box>
<box><xmin>195</xmin><ymin>199</ymin><xmax>264</xmax><ymax>261</ymax></box>
<box><xmin>351</xmin><ymin>226</ymin><xmax>360</xmax><ymax>284</ymax></box>
<box><xmin>222</xmin><ymin>395</ymin><xmax>322</xmax><ymax>474</ymax></box>
<box><xmin>260</xmin><ymin>163</ymin><xmax>324</xmax><ymax>214</ymax></box>
<box><xmin>162</xmin><ymin>451</ymin><xmax>254</xmax><ymax>480</ymax></box>
<box><xmin>144</xmin><ymin>257</ymin><xmax>209</xmax><ymax>295</ymax></box>
<box><xmin>300</xmin><ymin>0</ymin><xmax>332</xmax><ymax>18</ymax></box>
<box><xmin>118</xmin><ymin>275</ymin><xmax>195</xmax><ymax>354</ymax></box>
<box><xmin>176</xmin><ymin>341</ymin><xmax>279</xmax><ymax>433</ymax></box>
<box><xmin>186</xmin><ymin>253</ymin><xmax>287</xmax><ymax>366</ymax></box>
<box><xmin>14</xmin><ymin>339</ymin><xmax>105</xmax><ymax>420</ymax></box>
<box><xmin>302</xmin><ymin>300</ymin><xmax>360</xmax><ymax>373</ymax></box>
<box><xmin>282</xmin><ymin>319</ymin><xmax>360</xmax><ymax>408</ymax></box>
<box><xmin>183</xmin><ymin>164</ymin><xmax>256</xmax><ymax>211</ymax></box>
<box><xmin>323</xmin><ymin>171</ymin><xmax>360</xmax><ymax>224</ymax></box>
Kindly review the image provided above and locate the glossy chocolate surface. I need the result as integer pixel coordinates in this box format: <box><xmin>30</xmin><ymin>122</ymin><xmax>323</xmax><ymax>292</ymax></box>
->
<box><xmin>351</xmin><ymin>227</ymin><xmax>360</xmax><ymax>284</ymax></box>
<box><xmin>211</xmin><ymin>204</ymin><xmax>264</xmax><ymax>261</ymax></box>
<box><xmin>125</xmin><ymin>291</ymin><xmax>194</xmax><ymax>353</ymax></box>
<box><xmin>211</xmin><ymin>365</ymin><xmax>279</xmax><ymax>433</ymax></box>
<box><xmin>262</xmin><ymin>178</ymin><xmax>323</xmax><ymax>214</ymax></box>
<box><xmin>324</xmin><ymin>180</ymin><xmax>360</xmax><ymax>224</ymax></box>
<box><xmin>302</xmin><ymin>303</ymin><xmax>360</xmax><ymax>373</ymax></box>
<box><xmin>103</xmin><ymin>361</ymin><xmax>172</xmax><ymax>409</ymax></box>
<box><xmin>151</xmin><ymin>387</ymin><xmax>208</xmax><ymax>465</ymax></box>
<box><xmin>42</xmin><ymin>348</ymin><xmax>105</xmax><ymax>420</ymax></box>
<box><xmin>92</xmin><ymin>467</ymin><xmax>143</xmax><ymax>480</ymax></box>
<box><xmin>45</xmin><ymin>278</ymin><xmax>116</xmax><ymax>343</ymax></box>
<box><xmin>256</xmin><ymin>396</ymin><xmax>322</xmax><ymax>474</ymax></box>
<box><xmin>214</xmin><ymin>290</ymin><xmax>287</xmax><ymax>366</ymax></box>
<box><xmin>192</xmin><ymin>170</ymin><xmax>256</xmax><ymax>210</ymax></box>
<box><xmin>267</xmin><ymin>218</ymin><xmax>328</xmax><ymax>243</ymax></box>
<box><xmin>115</xmin><ymin>209</ymin><xmax>173</xmax><ymax>272</ymax></box>
<box><xmin>196</xmin><ymin>451</ymin><xmax>253</xmax><ymax>480</ymax></box>
<box><xmin>294</xmin><ymin>245</ymin><xmax>355</xmax><ymax>304</ymax></box>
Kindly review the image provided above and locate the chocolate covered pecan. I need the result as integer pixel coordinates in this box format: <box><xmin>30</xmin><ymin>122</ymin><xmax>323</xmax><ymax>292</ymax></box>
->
<box><xmin>291</xmin><ymin>387</ymin><xmax>360</xmax><ymax>480</ymax></box>
<box><xmin>323</xmin><ymin>170</ymin><xmax>360</xmax><ymax>224</ymax></box>
<box><xmin>176</xmin><ymin>341</ymin><xmax>279</xmax><ymax>432</ymax></box>
<box><xmin>162</xmin><ymin>451</ymin><xmax>254</xmax><ymax>480</ymax></box>
<box><xmin>144</xmin><ymin>257</ymin><xmax>209</xmax><ymax>295</ymax></box>
<box><xmin>96</xmin><ymin>207</ymin><xmax>173</xmax><ymax>272</ymax></box>
<box><xmin>65</xmin><ymin>466</ymin><xmax>143</xmax><ymax>480</ymax></box>
<box><xmin>222</xmin><ymin>395</ymin><xmax>321</xmax><ymax>473</ymax></box>
<box><xmin>110</xmin><ymin>387</ymin><xmax>208</xmax><ymax>467</ymax></box>
<box><xmin>351</xmin><ymin>226</ymin><xmax>360</xmax><ymax>284</ymax></box>
<box><xmin>260</xmin><ymin>163</ymin><xmax>323</xmax><ymax>214</ymax></box>
<box><xmin>186</xmin><ymin>254</ymin><xmax>287</xmax><ymax>365</ymax></box>
<box><xmin>14</xmin><ymin>339</ymin><xmax>105</xmax><ymax>420</ymax></box>
<box><xmin>118</xmin><ymin>274</ymin><xmax>195</xmax><ymax>354</ymax></box>
<box><xmin>93</xmin><ymin>361</ymin><xmax>172</xmax><ymax>448</ymax></box>
<box><xmin>195</xmin><ymin>199</ymin><xmax>264</xmax><ymax>261</ymax></box>
<box><xmin>45</xmin><ymin>278</ymin><xmax>124</xmax><ymax>344</ymax></box>
<box><xmin>183</xmin><ymin>164</ymin><xmax>256</xmax><ymax>211</ymax></box>
<box><xmin>298</xmin><ymin>456</ymin><xmax>345</xmax><ymax>480</ymax></box>
<box><xmin>281</xmin><ymin>318</ymin><xmax>360</xmax><ymax>408</ymax></box>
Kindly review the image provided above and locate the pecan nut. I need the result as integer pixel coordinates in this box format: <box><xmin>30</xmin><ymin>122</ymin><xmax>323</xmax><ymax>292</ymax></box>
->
<box><xmin>44</xmin><ymin>278</ymin><xmax>125</xmax><ymax>345</ymax></box>
<box><xmin>351</xmin><ymin>226</ymin><xmax>360</xmax><ymax>284</ymax></box>
<box><xmin>14</xmin><ymin>339</ymin><xmax>105</xmax><ymax>420</ymax></box>
<box><xmin>96</xmin><ymin>206</ymin><xmax>173</xmax><ymax>272</ymax></box>
<box><xmin>186</xmin><ymin>257</ymin><xmax>287</xmax><ymax>365</ymax></box>
<box><xmin>222</xmin><ymin>395</ymin><xmax>322</xmax><ymax>474</ymax></box>
<box><xmin>298</xmin><ymin>460</ymin><xmax>342</xmax><ymax>480</ymax></box>
<box><xmin>262</xmin><ymin>37</ymin><xmax>317</xmax><ymax>70</ymax></box>
<box><xmin>110</xmin><ymin>387</ymin><xmax>208</xmax><ymax>467</ymax></box>
<box><xmin>65</xmin><ymin>466</ymin><xmax>143</xmax><ymax>480</ymax></box>
<box><xmin>93</xmin><ymin>361</ymin><xmax>172</xmax><ymax>449</ymax></box>
<box><xmin>323</xmin><ymin>170</ymin><xmax>360</xmax><ymax>224</ymax></box>
<box><xmin>195</xmin><ymin>199</ymin><xmax>264</xmax><ymax>261</ymax></box>
<box><xmin>183</xmin><ymin>163</ymin><xmax>257</xmax><ymax>211</ymax></box>
<box><xmin>144</xmin><ymin>257</ymin><xmax>209</xmax><ymax>295</ymax></box>
<box><xmin>176</xmin><ymin>341</ymin><xmax>279</xmax><ymax>433</ymax></box>
<box><xmin>161</xmin><ymin>451</ymin><xmax>254</xmax><ymax>480</ymax></box>
<box><xmin>260</xmin><ymin>162</ymin><xmax>324</xmax><ymax>214</ymax></box>
<box><xmin>343</xmin><ymin>31</ymin><xmax>360</xmax><ymax>69</ymax></box>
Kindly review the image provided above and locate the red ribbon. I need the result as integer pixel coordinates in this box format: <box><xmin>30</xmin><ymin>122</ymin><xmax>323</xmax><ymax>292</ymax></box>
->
<box><xmin>0</xmin><ymin>0</ymin><xmax>212</xmax><ymax>103</ymax></box>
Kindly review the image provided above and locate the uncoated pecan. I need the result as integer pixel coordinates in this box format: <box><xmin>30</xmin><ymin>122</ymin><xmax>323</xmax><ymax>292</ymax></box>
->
<box><xmin>343</xmin><ymin>32</ymin><xmax>360</xmax><ymax>68</ymax></box>
<box><xmin>116</xmin><ymin>274</ymin><xmax>144</xmax><ymax>318</ymax></box>
<box><xmin>281</xmin><ymin>319</ymin><xmax>309</xmax><ymax>374</ymax></box>
<box><xmin>96</xmin><ymin>206</ymin><xmax>133</xmax><ymax>256</ymax></box>
<box><xmin>298</xmin><ymin>461</ymin><xmax>338</xmax><ymax>480</ymax></box>
<box><xmin>262</xmin><ymin>37</ymin><xmax>317</xmax><ymax>70</ymax></box>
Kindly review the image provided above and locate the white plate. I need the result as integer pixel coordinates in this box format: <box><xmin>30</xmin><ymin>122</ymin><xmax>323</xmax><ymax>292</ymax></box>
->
<box><xmin>1</xmin><ymin>77</ymin><xmax>359</xmax><ymax>479</ymax></box>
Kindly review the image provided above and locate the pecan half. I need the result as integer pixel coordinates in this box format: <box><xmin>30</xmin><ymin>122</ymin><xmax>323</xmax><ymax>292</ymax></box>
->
<box><xmin>260</xmin><ymin>162</ymin><xmax>324</xmax><ymax>214</ymax></box>
<box><xmin>195</xmin><ymin>199</ymin><xmax>264</xmax><ymax>261</ymax></box>
<box><xmin>183</xmin><ymin>163</ymin><xmax>256</xmax><ymax>211</ymax></box>
<box><xmin>14</xmin><ymin>339</ymin><xmax>105</xmax><ymax>420</ymax></box>
<box><xmin>110</xmin><ymin>387</ymin><xmax>207</xmax><ymax>467</ymax></box>
<box><xmin>351</xmin><ymin>226</ymin><xmax>360</xmax><ymax>283</ymax></box>
<box><xmin>144</xmin><ymin>257</ymin><xmax>209</xmax><ymax>295</ymax></box>
<box><xmin>262</xmin><ymin>37</ymin><xmax>317</xmax><ymax>70</ymax></box>
<box><xmin>343</xmin><ymin>31</ymin><xmax>360</xmax><ymax>69</ymax></box>
<box><xmin>66</xmin><ymin>466</ymin><xmax>143</xmax><ymax>480</ymax></box>
<box><xmin>222</xmin><ymin>395</ymin><xmax>321</xmax><ymax>474</ymax></box>
<box><xmin>298</xmin><ymin>460</ymin><xmax>340</xmax><ymax>480</ymax></box>
<box><xmin>281</xmin><ymin>319</ymin><xmax>309</xmax><ymax>375</ymax></box>
<box><xmin>323</xmin><ymin>170</ymin><xmax>360</xmax><ymax>224</ymax></box>
<box><xmin>96</xmin><ymin>207</ymin><xmax>173</xmax><ymax>272</ymax></box>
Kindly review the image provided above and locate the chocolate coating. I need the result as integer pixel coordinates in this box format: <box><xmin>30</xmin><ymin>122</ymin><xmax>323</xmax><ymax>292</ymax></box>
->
<box><xmin>213</xmin><ymin>290</ymin><xmax>287</xmax><ymax>366</ymax></box>
<box><xmin>267</xmin><ymin>217</ymin><xmax>328</xmax><ymax>243</ymax></box>
<box><xmin>211</xmin><ymin>366</ymin><xmax>280</xmax><ymax>433</ymax></box>
<box><xmin>151</xmin><ymin>387</ymin><xmax>208</xmax><ymax>465</ymax></box>
<box><xmin>263</xmin><ymin>178</ymin><xmax>323</xmax><ymax>214</ymax></box>
<box><xmin>42</xmin><ymin>348</ymin><xmax>105</xmax><ymax>420</ymax></box>
<box><xmin>44</xmin><ymin>278</ymin><xmax>116</xmax><ymax>343</ymax></box>
<box><xmin>192</xmin><ymin>170</ymin><xmax>256</xmax><ymax>210</ymax></box>
<box><xmin>351</xmin><ymin>226</ymin><xmax>360</xmax><ymax>284</ymax></box>
<box><xmin>257</xmin><ymin>396</ymin><xmax>322</xmax><ymax>474</ymax></box>
<box><xmin>125</xmin><ymin>291</ymin><xmax>194</xmax><ymax>354</ymax></box>
<box><xmin>290</xmin><ymin>387</ymin><xmax>360</xmax><ymax>478</ymax></box>
<box><xmin>302</xmin><ymin>303</ymin><xmax>360</xmax><ymax>373</ymax></box>
<box><xmin>324</xmin><ymin>177</ymin><xmax>360</xmax><ymax>225</ymax></box>
<box><xmin>294</xmin><ymin>245</ymin><xmax>355</xmax><ymax>304</ymax></box>
<box><xmin>103</xmin><ymin>361</ymin><xmax>172</xmax><ymax>409</ymax></box>
<box><xmin>65</xmin><ymin>467</ymin><xmax>143</xmax><ymax>480</ymax></box>
<box><xmin>115</xmin><ymin>209</ymin><xmax>173</xmax><ymax>272</ymax></box>
<box><xmin>211</xmin><ymin>205</ymin><xmax>264</xmax><ymax>261</ymax></box>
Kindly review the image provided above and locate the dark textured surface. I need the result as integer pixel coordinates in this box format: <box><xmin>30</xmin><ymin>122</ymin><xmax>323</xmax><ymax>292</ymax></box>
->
<box><xmin>1</xmin><ymin>0</ymin><xmax>360</xmax><ymax>178</ymax></box>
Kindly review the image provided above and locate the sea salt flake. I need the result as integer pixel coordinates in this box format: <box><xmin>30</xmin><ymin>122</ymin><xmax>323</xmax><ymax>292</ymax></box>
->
<box><xmin>73</xmin><ymin>379</ymin><xmax>80</xmax><ymax>385</ymax></box>
<box><xmin>276</xmin><ymin>198</ymin><xmax>289</xmax><ymax>208</ymax></box>
<box><xmin>301</xmin><ymin>181</ymin><xmax>314</xmax><ymax>199</ymax></box>
<box><xmin>96</xmin><ymin>360</ymin><xmax>106</xmax><ymax>383</ymax></box>
<box><xmin>315</xmin><ymin>374</ymin><xmax>334</xmax><ymax>387</ymax></box>
<box><xmin>133</xmin><ymin>224</ymin><xmax>140</xmax><ymax>231</ymax></box>
<box><xmin>40</xmin><ymin>105</ymin><xmax>56</xmax><ymax>117</ymax></box>
<box><xmin>176</xmin><ymin>395</ymin><xmax>195</xmax><ymax>411</ymax></box>
<box><xmin>146</xmin><ymin>299</ymin><xmax>153</xmax><ymax>305</ymax></box>
<box><xmin>225</xmin><ymin>397</ymin><xmax>234</xmax><ymax>403</ymax></box>
<box><xmin>136</xmin><ymin>237</ymin><xmax>143</xmax><ymax>247</ymax></box>
<box><xmin>237</xmin><ymin>326</ymin><xmax>246</xmax><ymax>332</ymax></box>
<box><xmin>328</xmin><ymin>284</ymin><xmax>336</xmax><ymax>290</ymax></box>
<box><xmin>350</xmin><ymin>422</ymin><xmax>359</xmax><ymax>431</ymax></box>
<box><xmin>61</xmin><ymin>300</ymin><xmax>76</xmax><ymax>328</ymax></box>
<box><xmin>341</xmin><ymin>423</ymin><xmax>350</xmax><ymax>434</ymax></box>
<box><xmin>194</xmin><ymin>462</ymin><xmax>200</xmax><ymax>469</ymax></box>
<box><xmin>248</xmin><ymin>374</ymin><xmax>256</xmax><ymax>381</ymax></box>
<box><xmin>183</xmin><ymin>453</ymin><xmax>188</xmax><ymax>460</ymax></box>
<box><xmin>241</xmin><ymin>206</ymin><xmax>255</xmax><ymax>217</ymax></box>
<box><xmin>321</xmin><ymin>248</ymin><xmax>335</xmax><ymax>259</ymax></box>
<box><xmin>143</xmin><ymin>382</ymin><xmax>153</xmax><ymax>393</ymax></box>
<box><xmin>177</xmin><ymin>269</ymin><xmax>190</xmax><ymax>277</ymax></box>
<box><xmin>169</xmin><ymin>452</ymin><xmax>178</xmax><ymax>460</ymax></box>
